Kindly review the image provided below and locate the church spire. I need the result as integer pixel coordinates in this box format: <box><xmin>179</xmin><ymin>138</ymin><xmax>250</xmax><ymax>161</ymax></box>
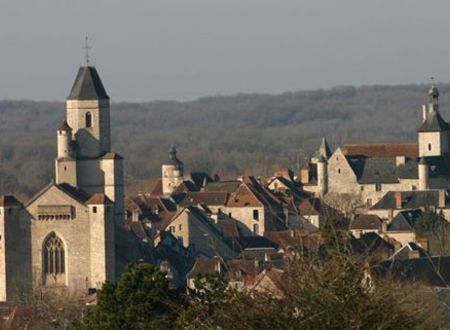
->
<box><xmin>67</xmin><ymin>66</ymin><xmax>109</xmax><ymax>100</ymax></box>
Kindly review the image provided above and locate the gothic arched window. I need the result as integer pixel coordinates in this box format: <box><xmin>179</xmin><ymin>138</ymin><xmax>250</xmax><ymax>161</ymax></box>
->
<box><xmin>43</xmin><ymin>233</ymin><xmax>65</xmax><ymax>276</ymax></box>
<box><xmin>85</xmin><ymin>112</ymin><xmax>92</xmax><ymax>128</ymax></box>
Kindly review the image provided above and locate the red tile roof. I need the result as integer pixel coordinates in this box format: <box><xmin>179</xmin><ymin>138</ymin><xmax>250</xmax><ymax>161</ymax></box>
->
<box><xmin>342</xmin><ymin>143</ymin><xmax>418</xmax><ymax>158</ymax></box>
<box><xmin>85</xmin><ymin>193</ymin><xmax>113</xmax><ymax>205</ymax></box>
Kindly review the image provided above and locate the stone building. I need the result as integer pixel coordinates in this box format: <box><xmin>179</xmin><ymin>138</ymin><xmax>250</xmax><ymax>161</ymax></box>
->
<box><xmin>301</xmin><ymin>85</ymin><xmax>450</xmax><ymax>207</ymax></box>
<box><xmin>0</xmin><ymin>64</ymin><xmax>123</xmax><ymax>301</ymax></box>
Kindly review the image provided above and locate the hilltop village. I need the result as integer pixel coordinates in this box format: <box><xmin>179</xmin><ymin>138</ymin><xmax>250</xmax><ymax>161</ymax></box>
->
<box><xmin>1</xmin><ymin>63</ymin><xmax>450</xmax><ymax>306</ymax></box>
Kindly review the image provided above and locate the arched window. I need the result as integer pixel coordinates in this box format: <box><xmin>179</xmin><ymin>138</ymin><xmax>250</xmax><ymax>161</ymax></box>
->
<box><xmin>43</xmin><ymin>232</ymin><xmax>65</xmax><ymax>276</ymax></box>
<box><xmin>85</xmin><ymin>112</ymin><xmax>92</xmax><ymax>128</ymax></box>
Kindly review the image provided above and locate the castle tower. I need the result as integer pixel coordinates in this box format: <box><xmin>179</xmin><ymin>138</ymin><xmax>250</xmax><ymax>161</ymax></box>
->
<box><xmin>66</xmin><ymin>66</ymin><xmax>111</xmax><ymax>158</ymax></box>
<box><xmin>418</xmin><ymin>157</ymin><xmax>429</xmax><ymax>190</ymax></box>
<box><xmin>418</xmin><ymin>84</ymin><xmax>450</xmax><ymax>157</ymax></box>
<box><xmin>317</xmin><ymin>155</ymin><xmax>328</xmax><ymax>196</ymax></box>
<box><xmin>162</xmin><ymin>146</ymin><xmax>184</xmax><ymax>195</ymax></box>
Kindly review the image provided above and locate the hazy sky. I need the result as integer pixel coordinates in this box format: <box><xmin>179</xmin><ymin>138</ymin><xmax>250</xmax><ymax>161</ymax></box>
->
<box><xmin>1</xmin><ymin>0</ymin><xmax>450</xmax><ymax>101</ymax></box>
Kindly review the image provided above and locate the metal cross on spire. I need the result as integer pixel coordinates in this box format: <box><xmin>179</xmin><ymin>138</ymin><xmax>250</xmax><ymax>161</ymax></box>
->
<box><xmin>431</xmin><ymin>76</ymin><xmax>435</xmax><ymax>85</ymax></box>
<box><xmin>83</xmin><ymin>36</ymin><xmax>92</xmax><ymax>65</ymax></box>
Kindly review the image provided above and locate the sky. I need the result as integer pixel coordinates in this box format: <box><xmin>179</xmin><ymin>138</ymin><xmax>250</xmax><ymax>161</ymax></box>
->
<box><xmin>1</xmin><ymin>0</ymin><xmax>450</xmax><ymax>102</ymax></box>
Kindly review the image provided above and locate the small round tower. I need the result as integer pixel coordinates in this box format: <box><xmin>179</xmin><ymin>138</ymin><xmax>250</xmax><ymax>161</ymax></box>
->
<box><xmin>57</xmin><ymin>121</ymin><xmax>72</xmax><ymax>158</ymax></box>
<box><xmin>317</xmin><ymin>155</ymin><xmax>328</xmax><ymax>196</ymax></box>
<box><xmin>162</xmin><ymin>145</ymin><xmax>184</xmax><ymax>195</ymax></box>
<box><xmin>418</xmin><ymin>157</ymin><xmax>429</xmax><ymax>190</ymax></box>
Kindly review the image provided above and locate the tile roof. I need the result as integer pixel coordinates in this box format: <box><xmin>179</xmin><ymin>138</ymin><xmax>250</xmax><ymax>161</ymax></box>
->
<box><xmin>371</xmin><ymin>191</ymin><xmax>446</xmax><ymax>210</ymax></box>
<box><xmin>149</xmin><ymin>179</ymin><xmax>163</xmax><ymax>197</ymax></box>
<box><xmin>186</xmin><ymin>256</ymin><xmax>220</xmax><ymax>278</ymax></box>
<box><xmin>86</xmin><ymin>193</ymin><xmax>113</xmax><ymax>205</ymax></box>
<box><xmin>350</xmin><ymin>214</ymin><xmax>383</xmax><ymax>230</ymax></box>
<box><xmin>67</xmin><ymin>65</ymin><xmax>109</xmax><ymax>100</ymax></box>
<box><xmin>204</xmin><ymin>181</ymin><xmax>241</xmax><ymax>193</ymax></box>
<box><xmin>178</xmin><ymin>191</ymin><xmax>228</xmax><ymax>206</ymax></box>
<box><xmin>342</xmin><ymin>143</ymin><xmax>418</xmax><ymax>158</ymax></box>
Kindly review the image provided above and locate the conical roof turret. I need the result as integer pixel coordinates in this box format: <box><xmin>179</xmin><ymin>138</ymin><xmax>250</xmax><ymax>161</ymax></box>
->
<box><xmin>319</xmin><ymin>137</ymin><xmax>332</xmax><ymax>159</ymax></box>
<box><xmin>67</xmin><ymin>65</ymin><xmax>109</xmax><ymax>100</ymax></box>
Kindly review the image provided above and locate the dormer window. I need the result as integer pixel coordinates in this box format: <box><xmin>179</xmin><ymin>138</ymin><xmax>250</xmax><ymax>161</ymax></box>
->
<box><xmin>85</xmin><ymin>112</ymin><xmax>92</xmax><ymax>128</ymax></box>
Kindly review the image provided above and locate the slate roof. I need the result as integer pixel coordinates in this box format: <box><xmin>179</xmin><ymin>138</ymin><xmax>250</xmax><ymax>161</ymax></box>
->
<box><xmin>67</xmin><ymin>66</ymin><xmax>109</xmax><ymax>100</ymax></box>
<box><xmin>418</xmin><ymin>109</ymin><xmax>450</xmax><ymax>132</ymax></box>
<box><xmin>0</xmin><ymin>196</ymin><xmax>21</xmax><ymax>207</ymax></box>
<box><xmin>178</xmin><ymin>191</ymin><xmax>228</xmax><ymax>206</ymax></box>
<box><xmin>342</xmin><ymin>143</ymin><xmax>418</xmax><ymax>158</ymax></box>
<box><xmin>387</xmin><ymin>209</ymin><xmax>422</xmax><ymax>232</ymax></box>
<box><xmin>238</xmin><ymin>236</ymin><xmax>279</xmax><ymax>250</ymax></box>
<box><xmin>350</xmin><ymin>214</ymin><xmax>383</xmax><ymax>230</ymax></box>
<box><xmin>319</xmin><ymin>137</ymin><xmax>332</xmax><ymax>159</ymax></box>
<box><xmin>57</xmin><ymin>120</ymin><xmax>72</xmax><ymax>131</ymax></box>
<box><xmin>189</xmin><ymin>172</ymin><xmax>213</xmax><ymax>189</ymax></box>
<box><xmin>371</xmin><ymin>191</ymin><xmax>447</xmax><ymax>210</ymax></box>
<box><xmin>349</xmin><ymin>232</ymin><xmax>395</xmax><ymax>256</ymax></box>
<box><xmin>347</xmin><ymin>157</ymin><xmax>399</xmax><ymax>184</ymax></box>
<box><xmin>204</xmin><ymin>181</ymin><xmax>241</xmax><ymax>193</ymax></box>
<box><xmin>381</xmin><ymin>256</ymin><xmax>450</xmax><ymax>287</ymax></box>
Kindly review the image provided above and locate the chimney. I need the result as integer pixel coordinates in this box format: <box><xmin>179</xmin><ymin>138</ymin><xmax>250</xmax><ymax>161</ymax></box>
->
<box><xmin>396</xmin><ymin>156</ymin><xmax>406</xmax><ymax>166</ymax></box>
<box><xmin>300</xmin><ymin>167</ymin><xmax>310</xmax><ymax>184</ymax></box>
<box><xmin>438</xmin><ymin>190</ymin><xmax>446</xmax><ymax>208</ymax></box>
<box><xmin>395</xmin><ymin>191</ymin><xmax>402</xmax><ymax>209</ymax></box>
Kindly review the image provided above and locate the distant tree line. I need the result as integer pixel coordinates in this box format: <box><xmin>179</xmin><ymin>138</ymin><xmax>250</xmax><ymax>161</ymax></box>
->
<box><xmin>0</xmin><ymin>83</ymin><xmax>448</xmax><ymax>197</ymax></box>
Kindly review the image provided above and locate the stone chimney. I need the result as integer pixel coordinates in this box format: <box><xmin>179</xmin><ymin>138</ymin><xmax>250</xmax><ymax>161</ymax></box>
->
<box><xmin>395</xmin><ymin>191</ymin><xmax>402</xmax><ymax>209</ymax></box>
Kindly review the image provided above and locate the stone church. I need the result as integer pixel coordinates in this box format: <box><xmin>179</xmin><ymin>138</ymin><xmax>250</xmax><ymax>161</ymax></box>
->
<box><xmin>0</xmin><ymin>64</ymin><xmax>123</xmax><ymax>301</ymax></box>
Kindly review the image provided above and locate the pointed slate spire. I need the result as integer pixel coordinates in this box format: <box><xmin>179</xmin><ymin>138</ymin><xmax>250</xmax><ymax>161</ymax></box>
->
<box><xmin>67</xmin><ymin>66</ymin><xmax>109</xmax><ymax>100</ymax></box>
<box><xmin>168</xmin><ymin>145</ymin><xmax>184</xmax><ymax>167</ymax></box>
<box><xmin>319</xmin><ymin>137</ymin><xmax>332</xmax><ymax>159</ymax></box>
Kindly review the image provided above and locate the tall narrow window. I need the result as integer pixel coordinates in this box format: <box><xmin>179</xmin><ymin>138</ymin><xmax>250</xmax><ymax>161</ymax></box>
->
<box><xmin>253</xmin><ymin>209</ymin><xmax>259</xmax><ymax>220</ymax></box>
<box><xmin>85</xmin><ymin>112</ymin><xmax>92</xmax><ymax>128</ymax></box>
<box><xmin>43</xmin><ymin>233</ymin><xmax>65</xmax><ymax>278</ymax></box>
<box><xmin>428</xmin><ymin>143</ymin><xmax>432</xmax><ymax>151</ymax></box>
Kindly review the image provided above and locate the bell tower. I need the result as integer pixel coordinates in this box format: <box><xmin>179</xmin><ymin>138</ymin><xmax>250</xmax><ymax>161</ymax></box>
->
<box><xmin>66</xmin><ymin>65</ymin><xmax>111</xmax><ymax>158</ymax></box>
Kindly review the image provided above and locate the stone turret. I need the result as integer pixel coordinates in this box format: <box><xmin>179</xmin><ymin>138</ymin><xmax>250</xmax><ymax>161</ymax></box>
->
<box><xmin>418</xmin><ymin>84</ymin><xmax>450</xmax><ymax>157</ymax></box>
<box><xmin>56</xmin><ymin>121</ymin><xmax>73</xmax><ymax>159</ymax></box>
<box><xmin>418</xmin><ymin>157</ymin><xmax>429</xmax><ymax>190</ymax></box>
<box><xmin>317</xmin><ymin>155</ymin><xmax>328</xmax><ymax>196</ymax></box>
<box><xmin>162</xmin><ymin>145</ymin><xmax>184</xmax><ymax>195</ymax></box>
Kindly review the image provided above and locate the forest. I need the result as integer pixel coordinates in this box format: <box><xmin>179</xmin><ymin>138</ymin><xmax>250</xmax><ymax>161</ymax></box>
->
<box><xmin>1</xmin><ymin>83</ymin><xmax>449</xmax><ymax>198</ymax></box>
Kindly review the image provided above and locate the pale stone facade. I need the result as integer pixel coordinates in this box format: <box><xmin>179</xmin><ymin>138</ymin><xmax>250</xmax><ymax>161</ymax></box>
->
<box><xmin>302</xmin><ymin>85</ymin><xmax>450</xmax><ymax>208</ymax></box>
<box><xmin>0</xmin><ymin>65</ymin><xmax>122</xmax><ymax>301</ymax></box>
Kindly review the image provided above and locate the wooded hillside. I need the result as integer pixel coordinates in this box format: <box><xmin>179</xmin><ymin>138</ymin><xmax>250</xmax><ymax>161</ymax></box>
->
<box><xmin>1</xmin><ymin>83</ymin><xmax>449</xmax><ymax>197</ymax></box>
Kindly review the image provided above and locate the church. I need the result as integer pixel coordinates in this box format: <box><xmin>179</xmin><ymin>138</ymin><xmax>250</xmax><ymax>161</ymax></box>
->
<box><xmin>0</xmin><ymin>64</ymin><xmax>123</xmax><ymax>301</ymax></box>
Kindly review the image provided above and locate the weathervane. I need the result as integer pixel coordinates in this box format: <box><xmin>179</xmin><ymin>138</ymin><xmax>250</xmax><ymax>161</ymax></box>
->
<box><xmin>83</xmin><ymin>36</ymin><xmax>92</xmax><ymax>65</ymax></box>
